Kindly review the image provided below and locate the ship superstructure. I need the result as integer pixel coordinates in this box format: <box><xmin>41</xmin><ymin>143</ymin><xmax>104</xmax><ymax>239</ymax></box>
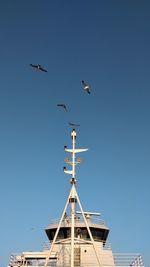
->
<box><xmin>8</xmin><ymin>129</ymin><xmax>144</xmax><ymax>267</ymax></box>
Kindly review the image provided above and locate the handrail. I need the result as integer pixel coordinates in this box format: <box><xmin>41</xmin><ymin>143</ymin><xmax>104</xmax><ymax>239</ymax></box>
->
<box><xmin>9</xmin><ymin>250</ymin><xmax>144</xmax><ymax>267</ymax></box>
<box><xmin>46</xmin><ymin>216</ymin><xmax>106</xmax><ymax>226</ymax></box>
<box><xmin>43</xmin><ymin>240</ymin><xmax>112</xmax><ymax>250</ymax></box>
<box><xmin>113</xmin><ymin>253</ymin><xmax>144</xmax><ymax>266</ymax></box>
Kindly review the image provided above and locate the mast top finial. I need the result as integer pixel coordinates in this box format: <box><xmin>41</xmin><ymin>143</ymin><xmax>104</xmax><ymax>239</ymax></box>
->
<box><xmin>71</xmin><ymin>128</ymin><xmax>76</xmax><ymax>138</ymax></box>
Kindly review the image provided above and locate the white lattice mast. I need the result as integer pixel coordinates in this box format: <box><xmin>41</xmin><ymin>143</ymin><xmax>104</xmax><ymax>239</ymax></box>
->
<box><xmin>44</xmin><ymin>129</ymin><xmax>102</xmax><ymax>267</ymax></box>
<box><xmin>64</xmin><ymin>129</ymin><xmax>88</xmax><ymax>267</ymax></box>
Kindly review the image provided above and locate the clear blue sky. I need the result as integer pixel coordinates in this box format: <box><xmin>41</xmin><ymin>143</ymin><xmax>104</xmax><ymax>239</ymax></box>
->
<box><xmin>0</xmin><ymin>1</ymin><xmax>150</xmax><ymax>266</ymax></box>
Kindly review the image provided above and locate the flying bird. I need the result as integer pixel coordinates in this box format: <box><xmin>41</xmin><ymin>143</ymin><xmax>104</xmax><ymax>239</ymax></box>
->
<box><xmin>30</xmin><ymin>64</ymin><xmax>48</xmax><ymax>72</ymax></box>
<box><xmin>57</xmin><ymin>104</ymin><xmax>67</xmax><ymax>111</ymax></box>
<box><xmin>82</xmin><ymin>80</ymin><xmax>91</xmax><ymax>94</ymax></box>
<box><xmin>68</xmin><ymin>122</ymin><xmax>80</xmax><ymax>127</ymax></box>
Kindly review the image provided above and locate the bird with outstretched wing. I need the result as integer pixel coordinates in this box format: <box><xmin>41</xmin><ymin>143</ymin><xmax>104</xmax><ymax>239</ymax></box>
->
<box><xmin>68</xmin><ymin>122</ymin><xmax>80</xmax><ymax>127</ymax></box>
<box><xmin>57</xmin><ymin>104</ymin><xmax>67</xmax><ymax>111</ymax></box>
<box><xmin>82</xmin><ymin>80</ymin><xmax>91</xmax><ymax>94</ymax></box>
<box><xmin>30</xmin><ymin>64</ymin><xmax>48</xmax><ymax>72</ymax></box>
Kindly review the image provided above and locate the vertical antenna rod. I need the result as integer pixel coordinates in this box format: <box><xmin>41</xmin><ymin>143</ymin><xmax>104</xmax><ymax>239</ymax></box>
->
<box><xmin>64</xmin><ymin>129</ymin><xmax>88</xmax><ymax>184</ymax></box>
<box><xmin>64</xmin><ymin>129</ymin><xmax>88</xmax><ymax>267</ymax></box>
<box><xmin>45</xmin><ymin>129</ymin><xmax>101</xmax><ymax>267</ymax></box>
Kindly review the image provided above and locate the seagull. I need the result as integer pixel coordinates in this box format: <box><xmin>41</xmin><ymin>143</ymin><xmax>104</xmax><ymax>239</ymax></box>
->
<box><xmin>68</xmin><ymin>122</ymin><xmax>80</xmax><ymax>127</ymax></box>
<box><xmin>82</xmin><ymin>80</ymin><xmax>91</xmax><ymax>94</ymax></box>
<box><xmin>30</xmin><ymin>64</ymin><xmax>48</xmax><ymax>72</ymax></box>
<box><xmin>57</xmin><ymin>104</ymin><xmax>67</xmax><ymax>111</ymax></box>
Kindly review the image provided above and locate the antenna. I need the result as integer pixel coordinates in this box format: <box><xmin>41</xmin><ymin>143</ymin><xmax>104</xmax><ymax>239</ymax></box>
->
<box><xmin>64</xmin><ymin>129</ymin><xmax>89</xmax><ymax>267</ymax></box>
<box><xmin>64</xmin><ymin>128</ymin><xmax>88</xmax><ymax>184</ymax></box>
<box><xmin>45</xmin><ymin>129</ymin><xmax>102</xmax><ymax>267</ymax></box>
<box><xmin>76</xmin><ymin>211</ymin><xmax>101</xmax><ymax>216</ymax></box>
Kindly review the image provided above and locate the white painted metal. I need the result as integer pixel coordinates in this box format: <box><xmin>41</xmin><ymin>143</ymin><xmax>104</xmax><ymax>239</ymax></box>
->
<box><xmin>66</xmin><ymin>129</ymin><xmax>89</xmax><ymax>267</ymax></box>
<box><xmin>63</xmin><ymin>129</ymin><xmax>102</xmax><ymax>267</ymax></box>
<box><xmin>76</xmin><ymin>211</ymin><xmax>101</xmax><ymax>216</ymax></box>
<box><xmin>45</xmin><ymin>129</ymin><xmax>89</xmax><ymax>267</ymax></box>
<box><xmin>75</xmin><ymin>186</ymin><xmax>102</xmax><ymax>267</ymax></box>
<box><xmin>71</xmin><ymin>184</ymin><xmax>75</xmax><ymax>267</ymax></box>
<box><xmin>8</xmin><ymin>129</ymin><xmax>145</xmax><ymax>267</ymax></box>
<box><xmin>64</xmin><ymin>148</ymin><xmax>88</xmax><ymax>153</ymax></box>
<box><xmin>44</xmin><ymin>186</ymin><xmax>73</xmax><ymax>267</ymax></box>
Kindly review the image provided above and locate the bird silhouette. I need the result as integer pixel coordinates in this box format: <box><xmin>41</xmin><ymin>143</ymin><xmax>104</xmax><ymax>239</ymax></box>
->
<box><xmin>68</xmin><ymin>122</ymin><xmax>80</xmax><ymax>127</ymax></box>
<box><xmin>57</xmin><ymin>104</ymin><xmax>67</xmax><ymax>111</ymax></box>
<box><xmin>82</xmin><ymin>80</ymin><xmax>91</xmax><ymax>94</ymax></box>
<box><xmin>30</xmin><ymin>64</ymin><xmax>47</xmax><ymax>72</ymax></box>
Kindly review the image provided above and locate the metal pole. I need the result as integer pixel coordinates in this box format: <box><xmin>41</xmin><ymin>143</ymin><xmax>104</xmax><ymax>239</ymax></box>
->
<box><xmin>44</xmin><ymin>188</ymin><xmax>73</xmax><ymax>267</ymax></box>
<box><xmin>75</xmin><ymin>187</ymin><xmax>102</xmax><ymax>267</ymax></box>
<box><xmin>63</xmin><ymin>129</ymin><xmax>88</xmax><ymax>267</ymax></box>
<box><xmin>71</xmin><ymin>184</ymin><xmax>75</xmax><ymax>267</ymax></box>
<box><xmin>70</xmin><ymin>130</ymin><xmax>76</xmax><ymax>267</ymax></box>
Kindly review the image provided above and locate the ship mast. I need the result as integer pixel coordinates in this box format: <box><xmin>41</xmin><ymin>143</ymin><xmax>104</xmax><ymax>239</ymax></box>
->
<box><xmin>64</xmin><ymin>129</ymin><xmax>88</xmax><ymax>267</ymax></box>
<box><xmin>44</xmin><ymin>129</ymin><xmax>102</xmax><ymax>267</ymax></box>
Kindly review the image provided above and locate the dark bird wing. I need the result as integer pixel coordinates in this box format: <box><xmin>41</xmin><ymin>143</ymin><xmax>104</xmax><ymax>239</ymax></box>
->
<box><xmin>68</xmin><ymin>122</ymin><xmax>80</xmax><ymax>127</ymax></box>
<box><xmin>82</xmin><ymin>80</ymin><xmax>87</xmax><ymax>87</ymax></box>
<box><xmin>82</xmin><ymin>80</ymin><xmax>91</xmax><ymax>94</ymax></box>
<box><xmin>30</xmin><ymin>64</ymin><xmax>47</xmax><ymax>72</ymax></box>
<box><xmin>30</xmin><ymin>64</ymin><xmax>38</xmax><ymax>69</ymax></box>
<box><xmin>39</xmin><ymin>65</ymin><xmax>48</xmax><ymax>72</ymax></box>
<box><xmin>57</xmin><ymin>104</ymin><xmax>67</xmax><ymax>111</ymax></box>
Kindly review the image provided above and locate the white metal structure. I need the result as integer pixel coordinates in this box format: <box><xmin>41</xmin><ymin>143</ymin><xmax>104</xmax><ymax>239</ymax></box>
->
<box><xmin>8</xmin><ymin>129</ymin><xmax>145</xmax><ymax>267</ymax></box>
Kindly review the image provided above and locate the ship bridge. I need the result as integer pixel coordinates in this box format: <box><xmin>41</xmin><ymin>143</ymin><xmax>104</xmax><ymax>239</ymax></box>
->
<box><xmin>45</xmin><ymin>214</ymin><xmax>109</xmax><ymax>243</ymax></box>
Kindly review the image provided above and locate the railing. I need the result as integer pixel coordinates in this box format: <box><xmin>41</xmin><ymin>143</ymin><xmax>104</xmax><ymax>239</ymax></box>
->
<box><xmin>43</xmin><ymin>240</ymin><xmax>112</xmax><ymax>250</ymax></box>
<box><xmin>48</xmin><ymin>216</ymin><xmax>106</xmax><ymax>226</ymax></box>
<box><xmin>9</xmin><ymin>253</ymin><xmax>22</xmax><ymax>266</ymax></box>
<box><xmin>113</xmin><ymin>253</ymin><xmax>144</xmax><ymax>266</ymax></box>
<box><xmin>43</xmin><ymin>241</ymin><xmax>51</xmax><ymax>250</ymax></box>
<box><xmin>9</xmin><ymin>249</ymin><xmax>144</xmax><ymax>267</ymax></box>
<box><xmin>103</xmin><ymin>240</ymin><xmax>112</xmax><ymax>250</ymax></box>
